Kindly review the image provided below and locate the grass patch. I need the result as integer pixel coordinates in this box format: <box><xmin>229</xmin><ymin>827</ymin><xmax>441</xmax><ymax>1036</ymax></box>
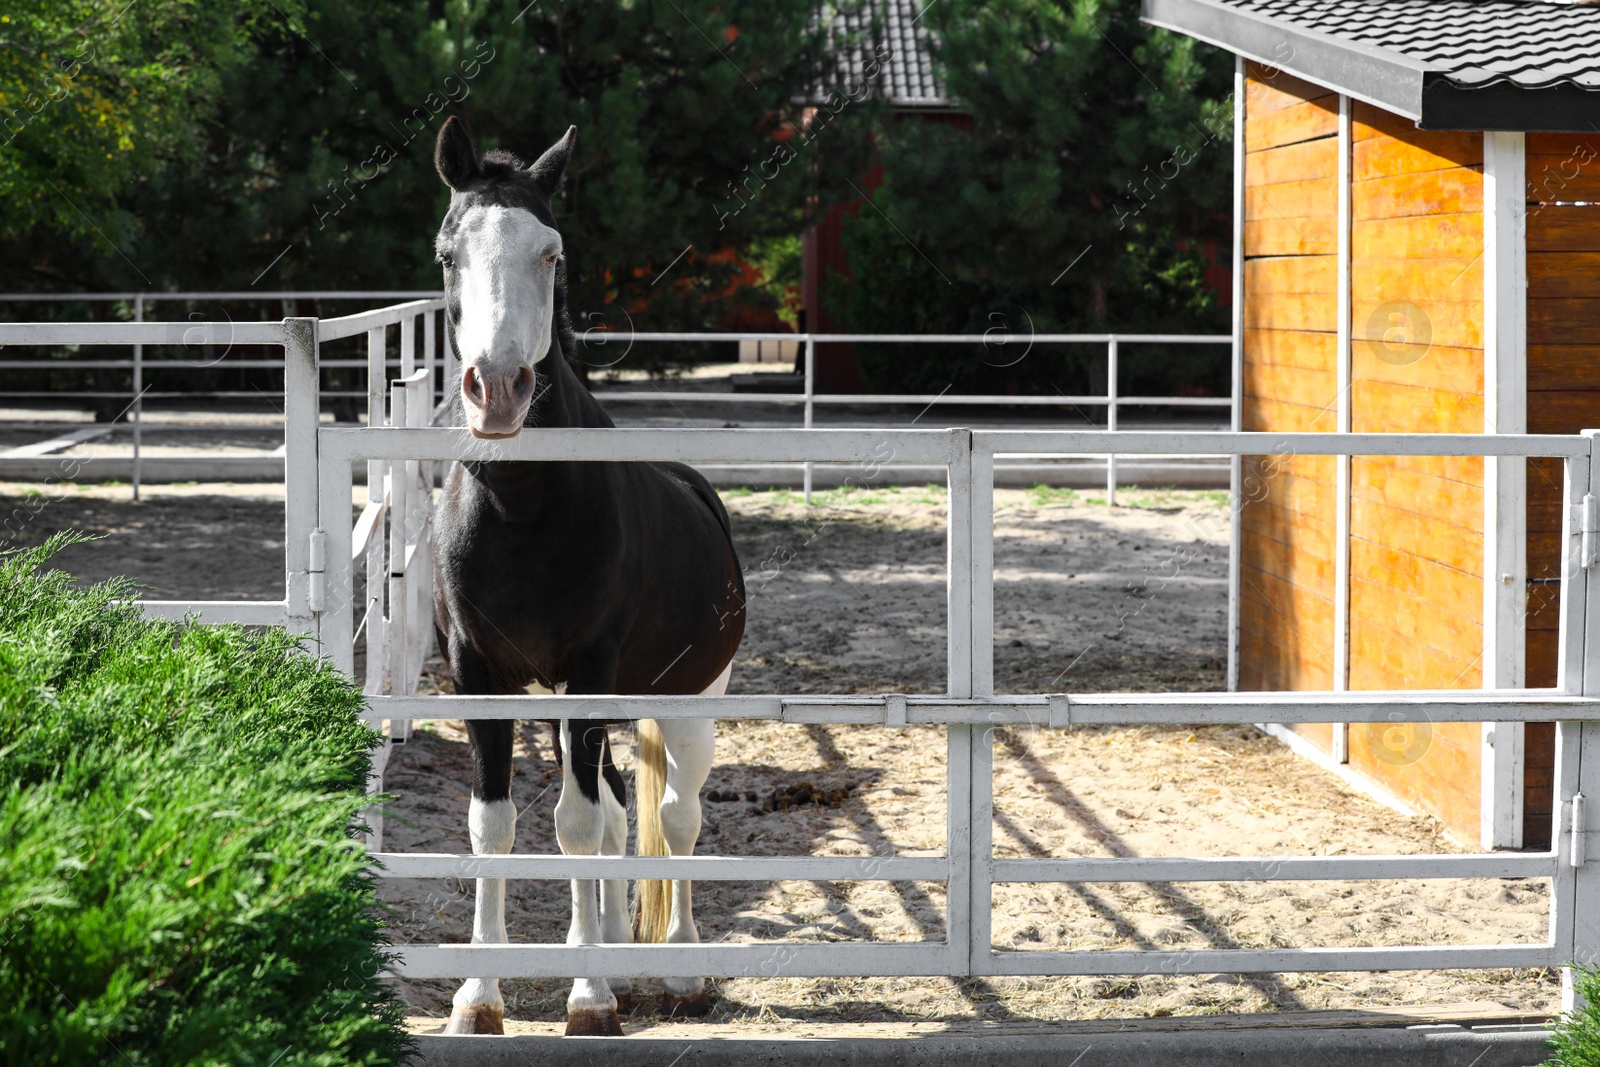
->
<box><xmin>1025</xmin><ymin>484</ymin><xmax>1229</xmax><ymax>510</ymax></box>
<box><xmin>0</xmin><ymin>534</ymin><xmax>409</xmax><ymax>1066</ymax></box>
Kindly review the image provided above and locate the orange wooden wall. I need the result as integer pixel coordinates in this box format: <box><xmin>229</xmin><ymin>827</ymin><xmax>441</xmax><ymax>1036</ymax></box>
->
<box><xmin>1237</xmin><ymin>64</ymin><xmax>1339</xmax><ymax>760</ymax></box>
<box><xmin>1237</xmin><ymin>63</ymin><xmax>1492</xmax><ymax>843</ymax></box>
<box><xmin>1343</xmin><ymin>104</ymin><xmax>1485</xmax><ymax>838</ymax></box>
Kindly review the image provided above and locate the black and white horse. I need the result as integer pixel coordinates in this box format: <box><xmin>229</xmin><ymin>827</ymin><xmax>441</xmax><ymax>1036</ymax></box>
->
<box><xmin>429</xmin><ymin>117</ymin><xmax>745</xmax><ymax>1036</ymax></box>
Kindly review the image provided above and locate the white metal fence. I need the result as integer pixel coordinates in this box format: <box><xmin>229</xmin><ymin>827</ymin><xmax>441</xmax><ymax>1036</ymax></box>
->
<box><xmin>332</xmin><ymin>424</ymin><xmax>1599</xmax><ymax>1005</ymax></box>
<box><xmin>0</xmin><ymin>292</ymin><xmax>1231</xmax><ymax>503</ymax></box>
<box><xmin>3</xmin><ymin>304</ymin><xmax>1595</xmax><ymax>1010</ymax></box>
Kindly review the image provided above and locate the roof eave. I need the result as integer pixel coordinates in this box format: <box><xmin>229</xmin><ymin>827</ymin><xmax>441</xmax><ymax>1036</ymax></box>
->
<box><xmin>1420</xmin><ymin>75</ymin><xmax>1600</xmax><ymax>133</ymax></box>
<box><xmin>1141</xmin><ymin>0</ymin><xmax>1424</xmax><ymax>120</ymax></box>
<box><xmin>1143</xmin><ymin>0</ymin><xmax>1600</xmax><ymax>132</ymax></box>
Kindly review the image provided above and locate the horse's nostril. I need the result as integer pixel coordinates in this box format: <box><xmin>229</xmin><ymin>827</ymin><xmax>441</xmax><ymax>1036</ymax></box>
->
<box><xmin>463</xmin><ymin>366</ymin><xmax>486</xmax><ymax>404</ymax></box>
<box><xmin>512</xmin><ymin>366</ymin><xmax>534</xmax><ymax>401</ymax></box>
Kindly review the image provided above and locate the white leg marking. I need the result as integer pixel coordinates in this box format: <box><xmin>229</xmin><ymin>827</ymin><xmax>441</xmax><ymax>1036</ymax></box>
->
<box><xmin>598</xmin><ymin>736</ymin><xmax>633</xmax><ymax>1000</ymax></box>
<box><xmin>652</xmin><ymin>662</ymin><xmax>728</xmax><ymax>999</ymax></box>
<box><xmin>452</xmin><ymin>796</ymin><xmax>517</xmax><ymax>1018</ymax></box>
<box><xmin>555</xmin><ymin>720</ymin><xmax>615</xmax><ymax>1017</ymax></box>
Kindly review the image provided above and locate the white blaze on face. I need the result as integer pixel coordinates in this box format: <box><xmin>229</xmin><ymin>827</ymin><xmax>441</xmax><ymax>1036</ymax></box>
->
<box><xmin>450</xmin><ymin>204</ymin><xmax>562</xmax><ymax>375</ymax></box>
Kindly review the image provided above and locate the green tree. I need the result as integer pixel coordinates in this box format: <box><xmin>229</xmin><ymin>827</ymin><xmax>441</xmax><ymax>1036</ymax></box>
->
<box><xmin>0</xmin><ymin>0</ymin><xmax>877</xmax><ymax>344</ymax></box>
<box><xmin>0</xmin><ymin>1</ymin><xmax>287</xmax><ymax>251</ymax></box>
<box><xmin>828</xmin><ymin>0</ymin><xmax>1233</xmax><ymax>396</ymax></box>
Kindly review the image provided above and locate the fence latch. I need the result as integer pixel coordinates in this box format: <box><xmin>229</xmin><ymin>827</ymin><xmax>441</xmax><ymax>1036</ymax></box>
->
<box><xmin>308</xmin><ymin>528</ymin><xmax>327</xmax><ymax>613</ymax></box>
<box><xmin>1584</xmin><ymin>494</ymin><xmax>1599</xmax><ymax>569</ymax></box>
<box><xmin>1573</xmin><ymin>793</ymin><xmax>1588</xmax><ymax>869</ymax></box>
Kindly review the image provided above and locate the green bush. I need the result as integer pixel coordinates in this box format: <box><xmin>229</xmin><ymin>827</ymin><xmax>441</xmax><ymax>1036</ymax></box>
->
<box><xmin>1550</xmin><ymin>966</ymin><xmax>1600</xmax><ymax>1066</ymax></box>
<box><xmin>0</xmin><ymin>535</ymin><xmax>410</xmax><ymax>1066</ymax></box>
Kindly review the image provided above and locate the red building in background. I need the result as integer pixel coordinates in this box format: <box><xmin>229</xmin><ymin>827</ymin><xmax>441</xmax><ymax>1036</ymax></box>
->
<box><xmin>801</xmin><ymin>2</ymin><xmax>968</xmax><ymax>391</ymax></box>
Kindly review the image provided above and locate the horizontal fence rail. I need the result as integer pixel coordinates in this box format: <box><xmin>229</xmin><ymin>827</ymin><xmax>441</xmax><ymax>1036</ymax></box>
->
<box><xmin>0</xmin><ymin>291</ymin><xmax>1233</xmax><ymax>503</ymax></box>
<box><xmin>361</xmin><ymin>691</ymin><xmax>1600</xmax><ymax>725</ymax></box>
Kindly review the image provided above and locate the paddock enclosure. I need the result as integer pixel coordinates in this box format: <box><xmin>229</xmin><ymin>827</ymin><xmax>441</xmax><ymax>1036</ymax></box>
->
<box><xmin>1</xmin><ymin>295</ymin><xmax>1598</xmax><ymax>1038</ymax></box>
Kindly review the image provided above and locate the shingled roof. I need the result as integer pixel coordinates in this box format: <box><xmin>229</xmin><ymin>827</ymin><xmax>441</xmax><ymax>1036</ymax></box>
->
<box><xmin>1143</xmin><ymin>0</ymin><xmax>1600</xmax><ymax>131</ymax></box>
<box><xmin>808</xmin><ymin>0</ymin><xmax>955</xmax><ymax>109</ymax></box>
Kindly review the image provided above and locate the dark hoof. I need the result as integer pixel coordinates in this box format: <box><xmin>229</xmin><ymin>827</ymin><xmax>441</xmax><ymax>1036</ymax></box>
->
<box><xmin>662</xmin><ymin>990</ymin><xmax>713</xmax><ymax>1018</ymax></box>
<box><xmin>613</xmin><ymin>990</ymin><xmax>635</xmax><ymax>1016</ymax></box>
<box><xmin>565</xmin><ymin>1008</ymin><xmax>624</xmax><ymax>1036</ymax></box>
<box><xmin>445</xmin><ymin>1004</ymin><xmax>505</xmax><ymax>1035</ymax></box>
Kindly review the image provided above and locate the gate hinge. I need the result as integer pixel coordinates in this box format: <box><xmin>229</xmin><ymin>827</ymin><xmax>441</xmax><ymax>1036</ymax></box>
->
<box><xmin>1583</xmin><ymin>494</ymin><xmax>1599</xmax><ymax>569</ymax></box>
<box><xmin>1573</xmin><ymin>793</ymin><xmax>1588</xmax><ymax>869</ymax></box>
<box><xmin>308</xmin><ymin>528</ymin><xmax>327</xmax><ymax>613</ymax></box>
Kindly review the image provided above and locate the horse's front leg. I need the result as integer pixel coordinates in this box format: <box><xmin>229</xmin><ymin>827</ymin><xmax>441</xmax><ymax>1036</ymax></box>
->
<box><xmin>653</xmin><ymin>715</ymin><xmax>717</xmax><ymax>1017</ymax></box>
<box><xmin>445</xmin><ymin>717</ymin><xmax>517</xmax><ymax>1035</ymax></box>
<box><xmin>555</xmin><ymin>716</ymin><xmax>623</xmax><ymax>1036</ymax></box>
<box><xmin>597</xmin><ymin>731</ymin><xmax>634</xmax><ymax>1013</ymax></box>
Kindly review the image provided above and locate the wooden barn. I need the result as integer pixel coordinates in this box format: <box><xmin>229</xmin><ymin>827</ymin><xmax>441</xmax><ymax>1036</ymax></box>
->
<box><xmin>1145</xmin><ymin>0</ymin><xmax>1600</xmax><ymax>849</ymax></box>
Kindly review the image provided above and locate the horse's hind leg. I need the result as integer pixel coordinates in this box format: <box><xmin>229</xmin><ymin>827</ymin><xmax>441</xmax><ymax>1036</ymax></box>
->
<box><xmin>653</xmin><ymin>662</ymin><xmax>728</xmax><ymax>1017</ymax></box>
<box><xmin>446</xmin><ymin>718</ymin><xmax>517</xmax><ymax>1035</ymax></box>
<box><xmin>597</xmin><ymin>732</ymin><xmax>634</xmax><ymax>1013</ymax></box>
<box><xmin>556</xmin><ymin>718</ymin><xmax>623</xmax><ymax>1036</ymax></box>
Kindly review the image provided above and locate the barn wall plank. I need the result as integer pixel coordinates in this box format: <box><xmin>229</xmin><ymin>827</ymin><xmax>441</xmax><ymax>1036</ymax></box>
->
<box><xmin>1243</xmin><ymin>327</ymin><xmax>1336</xmax><ymax>371</ymax></box>
<box><xmin>1353</xmin><ymin>167</ymin><xmax>1484</xmax><ymax>221</ymax></box>
<box><xmin>1245</xmin><ymin>217</ymin><xmax>1338</xmax><ymax>257</ymax></box>
<box><xmin>1245</xmin><ymin>178</ymin><xmax>1339</xmax><ymax>222</ymax></box>
<box><xmin>1525</xmin><ymin>132</ymin><xmax>1600</xmax><ymax>201</ymax></box>
<box><xmin>1526</xmin><ymin>206</ymin><xmax>1600</xmax><ymax>251</ymax></box>
<box><xmin>1351</xmin><ymin>340</ymin><xmax>1484</xmax><ymax>395</ymax></box>
<box><xmin>1246</xmin><ymin>97</ymin><xmax>1339</xmax><ymax>152</ymax></box>
<box><xmin>1239</xmin><ymin>69</ymin><xmax>1341</xmax><ymax>698</ymax></box>
<box><xmin>1243</xmin><ymin>62</ymin><xmax>1339</xmax><ymax>114</ymax></box>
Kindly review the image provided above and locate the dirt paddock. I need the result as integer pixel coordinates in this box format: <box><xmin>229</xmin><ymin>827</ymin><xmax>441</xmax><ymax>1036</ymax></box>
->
<box><xmin>0</xmin><ymin>480</ymin><xmax>1561</xmax><ymax>1029</ymax></box>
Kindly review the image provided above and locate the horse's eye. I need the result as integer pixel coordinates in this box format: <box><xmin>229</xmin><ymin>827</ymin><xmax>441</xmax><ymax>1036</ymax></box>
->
<box><xmin>436</xmin><ymin>252</ymin><xmax>454</xmax><ymax>269</ymax></box>
<box><xmin>543</xmin><ymin>252</ymin><xmax>559</xmax><ymax>268</ymax></box>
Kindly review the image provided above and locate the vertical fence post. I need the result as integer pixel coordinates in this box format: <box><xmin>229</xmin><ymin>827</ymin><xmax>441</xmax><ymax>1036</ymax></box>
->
<box><xmin>1105</xmin><ymin>336</ymin><xmax>1119</xmax><ymax>505</ymax></box>
<box><xmin>968</xmin><ymin>434</ymin><xmax>995</xmax><ymax>977</ymax></box>
<box><xmin>1561</xmin><ymin>429</ymin><xmax>1600</xmax><ymax>1011</ymax></box>
<box><xmin>1227</xmin><ymin>54</ymin><xmax>1246</xmax><ymax>693</ymax></box>
<box><xmin>282</xmin><ymin>318</ymin><xmax>320</xmax><ymax>644</ymax></box>
<box><xmin>365</xmin><ymin>327</ymin><xmax>388</xmax><ymax>698</ymax></box>
<box><xmin>945</xmin><ymin>430</ymin><xmax>975</xmax><ymax>975</ymax></box>
<box><xmin>803</xmin><ymin>335</ymin><xmax>815</xmax><ymax>504</ymax></box>
<box><xmin>1552</xmin><ymin>437</ymin><xmax>1593</xmax><ymax>1006</ymax></box>
<box><xmin>1331</xmin><ymin>92</ymin><xmax>1354</xmax><ymax>763</ymax></box>
<box><xmin>388</xmin><ymin>376</ymin><xmax>409</xmax><ymax>739</ymax></box>
<box><xmin>423</xmin><ymin>310</ymin><xmax>438</xmax><ymax>416</ymax></box>
<box><xmin>132</xmin><ymin>296</ymin><xmax>143</xmax><ymax>501</ymax></box>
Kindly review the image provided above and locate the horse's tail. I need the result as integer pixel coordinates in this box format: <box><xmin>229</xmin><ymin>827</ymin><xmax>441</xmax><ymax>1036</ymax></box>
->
<box><xmin>632</xmin><ymin>718</ymin><xmax>672</xmax><ymax>943</ymax></box>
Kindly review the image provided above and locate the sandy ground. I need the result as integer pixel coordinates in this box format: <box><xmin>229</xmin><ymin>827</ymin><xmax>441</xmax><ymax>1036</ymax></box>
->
<box><xmin>0</xmin><ymin>481</ymin><xmax>1560</xmax><ymax>1028</ymax></box>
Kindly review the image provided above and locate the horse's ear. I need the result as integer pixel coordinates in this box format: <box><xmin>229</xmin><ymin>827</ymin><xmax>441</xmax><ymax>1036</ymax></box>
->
<box><xmin>435</xmin><ymin>116</ymin><xmax>479</xmax><ymax>191</ymax></box>
<box><xmin>527</xmin><ymin>126</ymin><xmax>577</xmax><ymax>200</ymax></box>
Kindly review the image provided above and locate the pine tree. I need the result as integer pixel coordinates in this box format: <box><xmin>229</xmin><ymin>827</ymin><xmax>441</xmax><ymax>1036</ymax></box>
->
<box><xmin>0</xmin><ymin>0</ymin><xmax>878</xmax><ymax>343</ymax></box>
<box><xmin>828</xmin><ymin>0</ymin><xmax>1234</xmax><ymax>396</ymax></box>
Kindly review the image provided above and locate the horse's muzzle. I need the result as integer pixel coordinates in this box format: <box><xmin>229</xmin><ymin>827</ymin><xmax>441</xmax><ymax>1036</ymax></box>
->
<box><xmin>462</xmin><ymin>363</ymin><xmax>534</xmax><ymax>438</ymax></box>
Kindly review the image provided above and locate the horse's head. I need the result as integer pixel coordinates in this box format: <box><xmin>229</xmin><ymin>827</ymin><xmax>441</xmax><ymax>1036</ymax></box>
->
<box><xmin>434</xmin><ymin>116</ymin><xmax>575</xmax><ymax>439</ymax></box>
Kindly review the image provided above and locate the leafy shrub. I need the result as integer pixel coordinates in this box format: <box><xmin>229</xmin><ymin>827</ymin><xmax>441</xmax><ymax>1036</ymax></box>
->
<box><xmin>0</xmin><ymin>535</ymin><xmax>410</xmax><ymax>1066</ymax></box>
<box><xmin>1550</xmin><ymin>966</ymin><xmax>1600</xmax><ymax>1066</ymax></box>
